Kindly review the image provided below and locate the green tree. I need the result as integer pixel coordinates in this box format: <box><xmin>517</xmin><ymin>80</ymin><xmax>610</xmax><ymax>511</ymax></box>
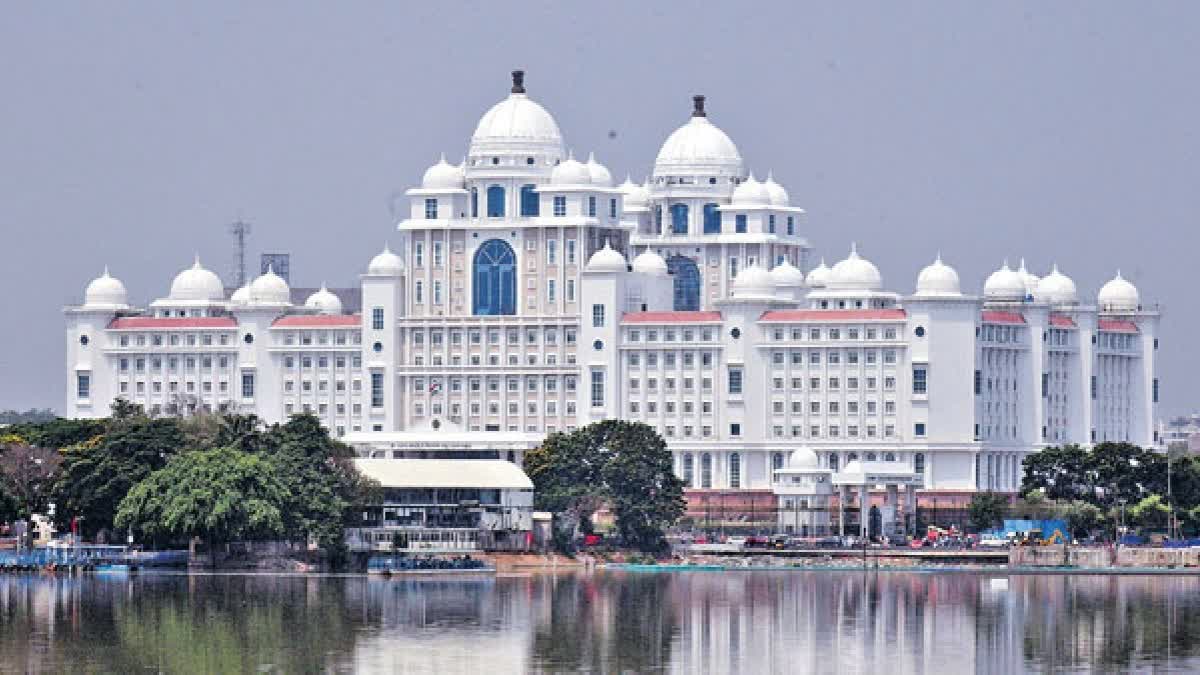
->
<box><xmin>115</xmin><ymin>446</ymin><xmax>286</xmax><ymax>547</ymax></box>
<box><xmin>525</xmin><ymin>420</ymin><xmax>685</xmax><ymax>552</ymax></box>
<box><xmin>1062</xmin><ymin>500</ymin><xmax>1103</xmax><ymax>539</ymax></box>
<box><xmin>1129</xmin><ymin>494</ymin><xmax>1171</xmax><ymax>531</ymax></box>
<box><xmin>967</xmin><ymin>491</ymin><xmax>1009</xmax><ymax>532</ymax></box>
<box><xmin>1021</xmin><ymin>444</ymin><xmax>1093</xmax><ymax>501</ymax></box>
<box><xmin>51</xmin><ymin>416</ymin><xmax>186</xmax><ymax>539</ymax></box>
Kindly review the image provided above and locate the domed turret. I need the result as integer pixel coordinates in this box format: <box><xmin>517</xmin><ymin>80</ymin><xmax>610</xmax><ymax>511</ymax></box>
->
<box><xmin>248</xmin><ymin>265</ymin><xmax>291</xmax><ymax>305</ymax></box>
<box><xmin>731</xmin><ymin>173</ymin><xmax>770</xmax><ymax>206</ymax></box>
<box><xmin>551</xmin><ymin>152</ymin><xmax>592</xmax><ymax>185</ymax></box>
<box><xmin>653</xmin><ymin>95</ymin><xmax>743</xmax><ymax>179</ymax></box>
<box><xmin>421</xmin><ymin>154</ymin><xmax>465</xmax><ymax>189</ymax></box>
<box><xmin>1098</xmin><ymin>270</ymin><xmax>1139</xmax><ymax>312</ymax></box>
<box><xmin>631</xmin><ymin>249</ymin><xmax>668</xmax><ymax>276</ymax></box>
<box><xmin>304</xmin><ymin>284</ymin><xmax>343</xmax><ymax>315</ymax></box>
<box><xmin>1034</xmin><ymin>264</ymin><xmax>1078</xmax><ymax>306</ymax></box>
<box><xmin>586</xmin><ymin>241</ymin><xmax>627</xmax><ymax>273</ymax></box>
<box><xmin>585</xmin><ymin>152</ymin><xmax>612</xmax><ymax>186</ymax></box>
<box><xmin>469</xmin><ymin>70</ymin><xmax>563</xmax><ymax>160</ymax></box>
<box><xmin>770</xmin><ymin>259</ymin><xmax>806</xmax><ymax>287</ymax></box>
<box><xmin>368</xmin><ymin>245</ymin><xmax>403</xmax><ymax>276</ymax></box>
<box><xmin>84</xmin><ymin>267</ymin><xmax>129</xmax><ymax>309</ymax></box>
<box><xmin>230</xmin><ymin>285</ymin><xmax>251</xmax><ymax>306</ymax></box>
<box><xmin>805</xmin><ymin>258</ymin><xmax>832</xmax><ymax>288</ymax></box>
<box><xmin>763</xmin><ymin>171</ymin><xmax>789</xmax><ymax>206</ymax></box>
<box><xmin>619</xmin><ymin>176</ymin><xmax>649</xmax><ymax>209</ymax></box>
<box><xmin>1018</xmin><ymin>259</ymin><xmax>1040</xmax><ymax>297</ymax></box>
<box><xmin>788</xmin><ymin>447</ymin><xmax>819</xmax><ymax>469</ymax></box>
<box><xmin>169</xmin><ymin>256</ymin><xmax>225</xmax><ymax>302</ymax></box>
<box><xmin>983</xmin><ymin>262</ymin><xmax>1025</xmax><ymax>301</ymax></box>
<box><xmin>732</xmin><ymin>263</ymin><xmax>775</xmax><ymax>299</ymax></box>
<box><xmin>828</xmin><ymin>245</ymin><xmax>883</xmax><ymax>291</ymax></box>
<box><xmin>914</xmin><ymin>254</ymin><xmax>962</xmax><ymax>297</ymax></box>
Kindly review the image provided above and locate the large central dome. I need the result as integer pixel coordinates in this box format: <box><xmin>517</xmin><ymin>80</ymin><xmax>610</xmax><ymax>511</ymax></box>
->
<box><xmin>653</xmin><ymin>95</ymin><xmax>743</xmax><ymax>179</ymax></box>
<box><xmin>469</xmin><ymin>70</ymin><xmax>564</xmax><ymax>159</ymax></box>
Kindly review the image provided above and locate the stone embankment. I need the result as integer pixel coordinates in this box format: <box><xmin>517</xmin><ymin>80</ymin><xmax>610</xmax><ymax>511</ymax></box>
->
<box><xmin>1011</xmin><ymin>545</ymin><xmax>1200</xmax><ymax>569</ymax></box>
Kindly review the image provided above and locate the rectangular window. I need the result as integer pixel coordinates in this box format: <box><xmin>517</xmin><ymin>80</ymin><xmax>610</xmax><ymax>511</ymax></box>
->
<box><xmin>609</xmin><ymin>198</ymin><xmax>617</xmax><ymax>219</ymax></box>
<box><xmin>241</xmin><ymin>372</ymin><xmax>255</xmax><ymax>398</ymax></box>
<box><xmin>590</xmin><ymin>369</ymin><xmax>605</xmax><ymax>407</ymax></box>
<box><xmin>730</xmin><ymin>423</ymin><xmax>741</xmax><ymax>437</ymax></box>
<box><xmin>566</xmin><ymin>239</ymin><xmax>577</xmax><ymax>264</ymax></box>
<box><xmin>768</xmin><ymin>214</ymin><xmax>776</xmax><ymax>233</ymax></box>
<box><xmin>912</xmin><ymin>367</ymin><xmax>927</xmax><ymax>394</ymax></box>
<box><xmin>728</xmin><ymin>367</ymin><xmax>743</xmax><ymax>395</ymax></box>
<box><xmin>433</xmin><ymin>281</ymin><xmax>443</xmax><ymax>305</ymax></box>
<box><xmin>424</xmin><ymin>198</ymin><xmax>437</xmax><ymax>219</ymax></box>
<box><xmin>76</xmin><ymin>373</ymin><xmax>90</xmax><ymax>399</ymax></box>
<box><xmin>588</xmin><ymin>195</ymin><xmax>597</xmax><ymax>217</ymax></box>
<box><xmin>729</xmin><ymin>257</ymin><xmax>738</xmax><ymax>279</ymax></box>
<box><xmin>414</xmin><ymin>281</ymin><xmax>424</xmax><ymax>304</ymax></box>
<box><xmin>786</xmin><ymin>216</ymin><xmax>794</xmax><ymax>235</ymax></box>
<box><xmin>735</xmin><ymin>214</ymin><xmax>747</xmax><ymax>233</ymax></box>
<box><xmin>592</xmin><ymin>304</ymin><xmax>605</xmax><ymax>327</ymax></box>
<box><xmin>371</xmin><ymin>372</ymin><xmax>384</xmax><ymax>408</ymax></box>
<box><xmin>914</xmin><ymin>422</ymin><xmax>926</xmax><ymax>437</ymax></box>
<box><xmin>372</xmin><ymin>307</ymin><xmax>384</xmax><ymax>330</ymax></box>
<box><xmin>1041</xmin><ymin>373</ymin><xmax>1049</xmax><ymax>398</ymax></box>
<box><xmin>433</xmin><ymin>242</ymin><xmax>443</xmax><ymax>267</ymax></box>
<box><xmin>553</xmin><ymin>196</ymin><xmax>566</xmax><ymax>217</ymax></box>
<box><xmin>547</xmin><ymin>279</ymin><xmax>556</xmax><ymax>303</ymax></box>
<box><xmin>566</xmin><ymin>279</ymin><xmax>576</xmax><ymax>302</ymax></box>
<box><xmin>1154</xmin><ymin>378</ymin><xmax>1160</xmax><ymax>403</ymax></box>
<box><xmin>546</xmin><ymin>239</ymin><xmax>557</xmax><ymax>265</ymax></box>
<box><xmin>1091</xmin><ymin>375</ymin><xmax>1097</xmax><ymax>400</ymax></box>
<box><xmin>414</xmin><ymin>242</ymin><xmax>424</xmax><ymax>267</ymax></box>
<box><xmin>974</xmin><ymin>370</ymin><xmax>981</xmax><ymax>395</ymax></box>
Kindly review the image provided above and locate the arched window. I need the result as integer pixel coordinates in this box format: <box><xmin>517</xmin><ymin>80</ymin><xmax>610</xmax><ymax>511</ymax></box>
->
<box><xmin>866</xmin><ymin>452</ymin><xmax>877</xmax><ymax>461</ymax></box>
<box><xmin>519</xmin><ymin>185</ymin><xmax>538</xmax><ymax>216</ymax></box>
<box><xmin>703</xmin><ymin>203</ymin><xmax>720</xmax><ymax>234</ymax></box>
<box><xmin>670</xmin><ymin>203</ymin><xmax>689</xmax><ymax>234</ymax></box>
<box><xmin>683</xmin><ymin>453</ymin><xmax>695</xmax><ymax>487</ymax></box>
<box><xmin>666</xmin><ymin>255</ymin><xmax>701</xmax><ymax>311</ymax></box>
<box><xmin>884</xmin><ymin>452</ymin><xmax>896</xmax><ymax>462</ymax></box>
<box><xmin>472</xmin><ymin>239</ymin><xmax>516</xmax><ymax>316</ymax></box>
<box><xmin>701</xmin><ymin>452</ymin><xmax>713</xmax><ymax>488</ymax></box>
<box><xmin>486</xmin><ymin>185</ymin><xmax>505</xmax><ymax>218</ymax></box>
<box><xmin>829</xmin><ymin>453</ymin><xmax>839</xmax><ymax>471</ymax></box>
<box><xmin>729</xmin><ymin>453</ymin><xmax>741</xmax><ymax>489</ymax></box>
<box><xmin>470</xmin><ymin>187</ymin><xmax>478</xmax><ymax>218</ymax></box>
<box><xmin>847</xmin><ymin>452</ymin><xmax>858</xmax><ymax>463</ymax></box>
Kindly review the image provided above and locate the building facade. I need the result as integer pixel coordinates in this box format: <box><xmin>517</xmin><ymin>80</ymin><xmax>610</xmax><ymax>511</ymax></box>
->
<box><xmin>65</xmin><ymin>71</ymin><xmax>1162</xmax><ymax>511</ymax></box>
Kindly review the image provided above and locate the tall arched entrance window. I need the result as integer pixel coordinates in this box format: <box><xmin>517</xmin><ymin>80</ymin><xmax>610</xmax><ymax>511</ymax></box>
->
<box><xmin>486</xmin><ymin>185</ymin><xmax>506</xmax><ymax>217</ymax></box>
<box><xmin>519</xmin><ymin>184</ymin><xmax>539</xmax><ymax>216</ymax></box>
<box><xmin>700</xmin><ymin>452</ymin><xmax>713</xmax><ymax>488</ymax></box>
<box><xmin>670</xmin><ymin>203</ymin><xmax>689</xmax><ymax>234</ymax></box>
<box><xmin>729</xmin><ymin>453</ymin><xmax>741</xmax><ymax>488</ymax></box>
<box><xmin>829</xmin><ymin>453</ymin><xmax>839</xmax><ymax>471</ymax></box>
<box><xmin>683</xmin><ymin>453</ymin><xmax>695</xmax><ymax>487</ymax></box>
<box><xmin>470</xmin><ymin>188</ymin><xmax>478</xmax><ymax>218</ymax></box>
<box><xmin>914</xmin><ymin>452</ymin><xmax>924</xmax><ymax>474</ymax></box>
<box><xmin>472</xmin><ymin>239</ymin><xmax>516</xmax><ymax>315</ymax></box>
<box><xmin>666</xmin><ymin>255</ymin><xmax>701</xmax><ymax>311</ymax></box>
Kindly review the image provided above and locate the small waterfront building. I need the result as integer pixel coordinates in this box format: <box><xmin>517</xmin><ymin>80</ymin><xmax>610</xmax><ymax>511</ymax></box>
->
<box><xmin>772</xmin><ymin>447</ymin><xmax>833</xmax><ymax>536</ymax></box>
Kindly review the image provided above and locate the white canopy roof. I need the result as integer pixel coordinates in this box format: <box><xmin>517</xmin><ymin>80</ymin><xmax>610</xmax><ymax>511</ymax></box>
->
<box><xmin>354</xmin><ymin>459</ymin><xmax>534</xmax><ymax>490</ymax></box>
<box><xmin>832</xmin><ymin>460</ymin><xmax>922</xmax><ymax>486</ymax></box>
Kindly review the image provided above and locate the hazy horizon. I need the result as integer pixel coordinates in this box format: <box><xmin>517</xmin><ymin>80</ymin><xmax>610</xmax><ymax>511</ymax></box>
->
<box><xmin>2</xmin><ymin>2</ymin><xmax>1196</xmax><ymax>418</ymax></box>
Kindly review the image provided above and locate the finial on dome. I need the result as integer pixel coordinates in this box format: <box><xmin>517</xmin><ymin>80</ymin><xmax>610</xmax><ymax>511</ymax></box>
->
<box><xmin>935</xmin><ymin>251</ymin><xmax>942</xmax><ymax>264</ymax></box>
<box><xmin>692</xmin><ymin>94</ymin><xmax>706</xmax><ymax>117</ymax></box>
<box><xmin>1051</xmin><ymin>263</ymin><xmax>1060</xmax><ymax>274</ymax></box>
<box><xmin>850</xmin><ymin>242</ymin><xmax>859</xmax><ymax>256</ymax></box>
<box><xmin>102</xmin><ymin>265</ymin><xmax>110</xmax><ymax>277</ymax></box>
<box><xmin>767</xmin><ymin>170</ymin><xmax>775</xmax><ymax>182</ymax></box>
<box><xmin>567</xmin><ymin>148</ymin><xmax>575</xmax><ymax>161</ymax></box>
<box><xmin>192</xmin><ymin>254</ymin><xmax>202</xmax><ymax>269</ymax></box>
<box><xmin>320</xmin><ymin>281</ymin><xmax>328</xmax><ymax>291</ymax></box>
<box><xmin>383</xmin><ymin>243</ymin><xmax>391</xmax><ymax>254</ymax></box>
<box><xmin>602</xmin><ymin>238</ymin><xmax>611</xmax><ymax>249</ymax></box>
<box><xmin>587</xmin><ymin>151</ymin><xmax>596</xmax><ymax>163</ymax></box>
<box><xmin>1116</xmin><ymin>269</ymin><xmax>1123</xmax><ymax>279</ymax></box>
<box><xmin>438</xmin><ymin>152</ymin><xmax>446</xmax><ymax>164</ymax></box>
<box><xmin>510</xmin><ymin>69</ymin><xmax>525</xmax><ymax>94</ymax></box>
<box><xmin>747</xmin><ymin>170</ymin><xmax>757</xmax><ymax>182</ymax></box>
<box><xmin>1001</xmin><ymin>258</ymin><xmax>1010</xmax><ymax>270</ymax></box>
<box><xmin>266</xmin><ymin>263</ymin><xmax>275</xmax><ymax>274</ymax></box>
<box><xmin>1019</xmin><ymin>257</ymin><xmax>1028</xmax><ymax>272</ymax></box>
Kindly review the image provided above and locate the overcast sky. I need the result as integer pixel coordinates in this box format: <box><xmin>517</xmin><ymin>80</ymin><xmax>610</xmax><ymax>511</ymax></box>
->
<box><xmin>1</xmin><ymin>2</ymin><xmax>1196</xmax><ymax>417</ymax></box>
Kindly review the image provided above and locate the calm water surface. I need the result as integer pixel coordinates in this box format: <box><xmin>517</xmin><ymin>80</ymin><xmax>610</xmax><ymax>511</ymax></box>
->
<box><xmin>1</xmin><ymin>570</ymin><xmax>1199</xmax><ymax>673</ymax></box>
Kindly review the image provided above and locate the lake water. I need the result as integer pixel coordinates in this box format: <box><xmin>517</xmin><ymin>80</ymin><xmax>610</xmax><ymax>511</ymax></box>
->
<box><xmin>1</xmin><ymin>570</ymin><xmax>1199</xmax><ymax>673</ymax></box>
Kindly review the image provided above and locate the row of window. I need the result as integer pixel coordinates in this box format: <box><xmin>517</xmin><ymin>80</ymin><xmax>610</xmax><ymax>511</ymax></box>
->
<box><xmin>626</xmin><ymin>328</ymin><xmax>717</xmax><ymax>343</ymax></box>
<box><xmin>284</xmin><ymin>355</ymin><xmax>363</xmax><ymax>369</ymax></box>
<box><xmin>119</xmin><ymin>356</ymin><xmax>230</xmax><ymax>372</ymax></box>
<box><xmin>413</xmin><ymin>238</ymin><xmax>580</xmax><ymax>268</ymax></box>
<box><xmin>409</xmin><ymin>352</ymin><xmax>576</xmax><ymax>367</ymax></box>
<box><xmin>409</xmin><ymin>375</ymin><xmax>577</xmax><ymax>393</ymax></box>
<box><xmin>767</xmin><ymin>327</ymin><xmax>899</xmax><ymax>342</ymax></box>
<box><xmin>414</xmin><ymin>400</ymin><xmax>577</xmax><ymax>418</ymax></box>
<box><xmin>280</xmin><ymin>332</ymin><xmax>361</xmax><ymax>346</ymax></box>
<box><xmin>455</xmin><ymin>186</ymin><xmax>621</xmax><ymax>220</ymax></box>
<box><xmin>409</xmin><ymin>327</ymin><xmax>577</xmax><ymax>346</ymax></box>
<box><xmin>653</xmin><ymin>203</ymin><xmax>797</xmax><ymax>237</ymax></box>
<box><xmin>116</xmin><ymin>333</ymin><xmax>233</xmax><ymax>348</ymax></box>
<box><xmin>766</xmin><ymin>349</ymin><xmax>900</xmax><ymax>366</ymax></box>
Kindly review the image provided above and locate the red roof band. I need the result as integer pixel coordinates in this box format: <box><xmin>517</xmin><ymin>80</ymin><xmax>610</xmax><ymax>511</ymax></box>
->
<box><xmin>1098</xmin><ymin>319</ymin><xmax>1138</xmax><ymax>333</ymax></box>
<box><xmin>981</xmin><ymin>310</ymin><xmax>1025</xmax><ymax>325</ymax></box>
<box><xmin>109</xmin><ymin>317</ymin><xmax>238</xmax><ymax>329</ymax></box>
<box><xmin>272</xmin><ymin>315</ymin><xmax>362</xmax><ymax>328</ymax></box>
<box><xmin>1049</xmin><ymin>314</ymin><xmax>1077</xmax><ymax>328</ymax></box>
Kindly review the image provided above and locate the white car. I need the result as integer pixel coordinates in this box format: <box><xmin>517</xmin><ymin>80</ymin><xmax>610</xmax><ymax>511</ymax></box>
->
<box><xmin>977</xmin><ymin>535</ymin><xmax>1009</xmax><ymax>548</ymax></box>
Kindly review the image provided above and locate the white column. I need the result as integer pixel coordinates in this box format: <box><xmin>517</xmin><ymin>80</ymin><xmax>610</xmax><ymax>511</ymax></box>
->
<box><xmin>859</xmin><ymin>484</ymin><xmax>869</xmax><ymax>538</ymax></box>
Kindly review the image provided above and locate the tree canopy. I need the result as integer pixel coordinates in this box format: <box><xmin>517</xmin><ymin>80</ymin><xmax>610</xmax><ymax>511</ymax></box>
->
<box><xmin>525</xmin><ymin>420</ymin><xmax>685</xmax><ymax>551</ymax></box>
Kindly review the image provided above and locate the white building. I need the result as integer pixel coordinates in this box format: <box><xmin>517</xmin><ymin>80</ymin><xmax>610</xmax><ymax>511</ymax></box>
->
<box><xmin>65</xmin><ymin>70</ymin><xmax>1162</xmax><ymax>519</ymax></box>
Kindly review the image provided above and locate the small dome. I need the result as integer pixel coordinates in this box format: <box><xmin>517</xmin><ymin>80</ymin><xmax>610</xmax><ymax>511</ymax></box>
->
<box><xmin>731</xmin><ymin>173</ymin><xmax>771</xmax><ymax>206</ymax></box>
<box><xmin>788</xmin><ymin>447</ymin><xmax>819</xmax><ymax>469</ymax></box>
<box><xmin>828</xmin><ymin>245</ymin><xmax>883</xmax><ymax>291</ymax></box>
<box><xmin>631</xmin><ymin>249</ymin><xmax>668</xmax><ymax>276</ymax></box>
<box><xmin>1098</xmin><ymin>271</ymin><xmax>1139</xmax><ymax>312</ymax></box>
<box><xmin>763</xmin><ymin>172</ymin><xmax>789</xmax><ymax>206</ymax></box>
<box><xmin>368</xmin><ymin>245</ymin><xmax>404</xmax><ymax>276</ymax></box>
<box><xmin>304</xmin><ymin>284</ymin><xmax>343</xmax><ymax>315</ymax></box>
<box><xmin>84</xmin><ymin>267</ymin><xmax>129</xmax><ymax>308</ymax></box>
<box><xmin>585</xmin><ymin>152</ymin><xmax>613</xmax><ymax>187</ymax></box>
<box><xmin>1034</xmin><ymin>264</ymin><xmax>1078</xmax><ymax>306</ymax></box>
<box><xmin>169</xmin><ymin>256</ymin><xmax>225</xmax><ymax>302</ymax></box>
<box><xmin>586</xmin><ymin>241</ymin><xmax>627</xmax><ymax>273</ymax></box>
<box><xmin>1017</xmin><ymin>259</ymin><xmax>1040</xmax><ymax>296</ymax></box>
<box><xmin>619</xmin><ymin>176</ymin><xmax>649</xmax><ymax>209</ymax></box>
<box><xmin>248</xmin><ymin>265</ymin><xmax>291</xmax><ymax>305</ymax></box>
<box><xmin>469</xmin><ymin>71</ymin><xmax>564</xmax><ymax>158</ymax></box>
<box><xmin>421</xmin><ymin>154</ymin><xmax>465</xmax><ymax>190</ymax></box>
<box><xmin>230</xmin><ymin>285</ymin><xmax>251</xmax><ymax>306</ymax></box>
<box><xmin>983</xmin><ymin>262</ymin><xmax>1026</xmax><ymax>301</ymax></box>
<box><xmin>805</xmin><ymin>259</ymin><xmax>832</xmax><ymax>288</ymax></box>
<box><xmin>915</xmin><ymin>254</ymin><xmax>962</xmax><ymax>297</ymax></box>
<box><xmin>732</xmin><ymin>263</ymin><xmax>775</xmax><ymax>299</ymax></box>
<box><xmin>551</xmin><ymin>153</ymin><xmax>592</xmax><ymax>186</ymax></box>
<box><xmin>770</xmin><ymin>259</ymin><xmax>806</xmax><ymax>287</ymax></box>
<box><xmin>653</xmin><ymin>96</ymin><xmax>743</xmax><ymax>178</ymax></box>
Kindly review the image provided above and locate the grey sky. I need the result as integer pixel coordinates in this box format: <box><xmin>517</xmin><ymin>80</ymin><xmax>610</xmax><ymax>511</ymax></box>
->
<box><xmin>1</xmin><ymin>2</ymin><xmax>1196</xmax><ymax>416</ymax></box>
